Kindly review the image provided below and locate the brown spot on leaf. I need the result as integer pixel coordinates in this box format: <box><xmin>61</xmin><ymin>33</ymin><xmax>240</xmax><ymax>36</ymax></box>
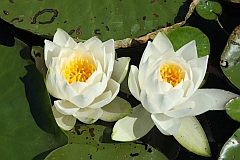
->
<box><xmin>94</xmin><ymin>29</ymin><xmax>101</xmax><ymax>35</ymax></box>
<box><xmin>130</xmin><ymin>153</ymin><xmax>139</xmax><ymax>157</ymax></box>
<box><xmin>68</xmin><ymin>29</ymin><xmax>75</xmax><ymax>35</ymax></box>
<box><xmin>153</xmin><ymin>13</ymin><xmax>159</xmax><ymax>18</ymax></box>
<box><xmin>89</xmin><ymin>128</ymin><xmax>95</xmax><ymax>137</ymax></box>
<box><xmin>76</xmin><ymin>26</ymin><xmax>82</xmax><ymax>36</ymax></box>
<box><xmin>9</xmin><ymin>0</ymin><xmax>14</xmax><ymax>3</ymax></box>
<box><xmin>150</xmin><ymin>0</ymin><xmax>158</xmax><ymax>3</ymax></box>
<box><xmin>3</xmin><ymin>10</ymin><xmax>9</xmax><ymax>15</ymax></box>
<box><xmin>31</xmin><ymin>9</ymin><xmax>58</xmax><ymax>24</ymax></box>
<box><xmin>105</xmin><ymin>26</ymin><xmax>109</xmax><ymax>31</ymax></box>
<box><xmin>10</xmin><ymin>17</ymin><xmax>24</xmax><ymax>23</ymax></box>
<box><xmin>142</xmin><ymin>16</ymin><xmax>146</xmax><ymax>20</ymax></box>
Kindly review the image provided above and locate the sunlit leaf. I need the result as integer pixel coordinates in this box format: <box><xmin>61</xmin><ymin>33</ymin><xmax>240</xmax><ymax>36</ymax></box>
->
<box><xmin>1</xmin><ymin>0</ymin><xmax>189</xmax><ymax>41</ymax></box>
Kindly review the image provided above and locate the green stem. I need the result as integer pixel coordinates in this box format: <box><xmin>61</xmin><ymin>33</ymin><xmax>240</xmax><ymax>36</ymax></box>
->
<box><xmin>216</xmin><ymin>18</ymin><xmax>229</xmax><ymax>36</ymax></box>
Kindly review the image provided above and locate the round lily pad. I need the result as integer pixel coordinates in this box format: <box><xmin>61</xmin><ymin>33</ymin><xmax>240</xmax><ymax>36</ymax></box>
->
<box><xmin>226</xmin><ymin>97</ymin><xmax>240</xmax><ymax>122</ymax></box>
<box><xmin>166</xmin><ymin>26</ymin><xmax>210</xmax><ymax>57</ymax></box>
<box><xmin>196</xmin><ymin>0</ymin><xmax>222</xmax><ymax>20</ymax></box>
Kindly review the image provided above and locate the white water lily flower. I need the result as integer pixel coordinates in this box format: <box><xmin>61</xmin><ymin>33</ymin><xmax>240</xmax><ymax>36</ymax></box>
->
<box><xmin>44</xmin><ymin>28</ymin><xmax>131</xmax><ymax>131</ymax></box>
<box><xmin>112</xmin><ymin>32</ymin><xmax>238</xmax><ymax>156</ymax></box>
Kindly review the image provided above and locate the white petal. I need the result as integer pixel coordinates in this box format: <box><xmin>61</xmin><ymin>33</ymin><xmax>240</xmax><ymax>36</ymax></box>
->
<box><xmin>71</xmin><ymin>82</ymin><xmax>88</xmax><ymax>94</ymax></box>
<box><xmin>54</xmin><ymin>100</ymin><xmax>79</xmax><ymax>115</ymax></box>
<box><xmin>173</xmin><ymin>116</ymin><xmax>211</xmax><ymax>157</ymax></box>
<box><xmin>103</xmin><ymin>39</ymin><xmax>115</xmax><ymax>57</ymax></box>
<box><xmin>152</xmin><ymin>32</ymin><xmax>173</xmax><ymax>54</ymax></box>
<box><xmin>106</xmin><ymin>52</ymin><xmax>115</xmax><ymax>78</ymax></box>
<box><xmin>191</xmin><ymin>67</ymin><xmax>204</xmax><ymax>91</ymax></box>
<box><xmin>181</xmin><ymin>80</ymin><xmax>194</xmax><ymax>97</ymax></box>
<box><xmin>139</xmin><ymin>41</ymin><xmax>160</xmax><ymax>67</ymax></box>
<box><xmin>88</xmin><ymin>91</ymin><xmax>112</xmax><ymax>109</ymax></box>
<box><xmin>151</xmin><ymin>113</ymin><xmax>180</xmax><ymax>135</ymax></box>
<box><xmin>128</xmin><ymin>65</ymin><xmax>141</xmax><ymax>100</ymax></box>
<box><xmin>45</xmin><ymin>70</ymin><xmax>64</xmax><ymax>99</ymax></box>
<box><xmin>159</xmin><ymin>81</ymin><xmax>173</xmax><ymax>92</ymax></box>
<box><xmin>86</xmin><ymin>61</ymin><xmax>103</xmax><ymax>85</ymax></box>
<box><xmin>73</xmin><ymin>108</ymin><xmax>103</xmax><ymax>124</ymax></box>
<box><xmin>74</xmin><ymin>43</ymin><xmax>88</xmax><ymax>54</ymax></box>
<box><xmin>62</xmin><ymin>81</ymin><xmax>78</xmax><ymax>99</ymax></box>
<box><xmin>141</xmin><ymin>90</ymin><xmax>176</xmax><ymax>113</ymax></box>
<box><xmin>112</xmin><ymin>104</ymin><xmax>154</xmax><ymax>141</ymax></box>
<box><xmin>53</xmin><ymin>28</ymin><xmax>74</xmax><ymax>47</ymax></box>
<box><xmin>139</xmin><ymin>58</ymin><xmax>150</xmax><ymax>91</ymax></box>
<box><xmin>89</xmin><ymin>79</ymin><xmax>119</xmax><ymax>109</ymax></box>
<box><xmin>105</xmin><ymin>78</ymin><xmax>120</xmax><ymax>101</ymax></box>
<box><xmin>193</xmin><ymin>89</ymin><xmax>239</xmax><ymax>110</ymax></box>
<box><xmin>165</xmin><ymin>89</ymin><xmax>184</xmax><ymax>104</ymax></box>
<box><xmin>100</xmin><ymin>96</ymin><xmax>132</xmax><ymax>122</ymax></box>
<box><xmin>44</xmin><ymin>40</ymin><xmax>61</xmax><ymax>68</ymax></box>
<box><xmin>187</xmin><ymin>91</ymin><xmax>215</xmax><ymax>116</ymax></box>
<box><xmin>111</xmin><ymin>57</ymin><xmax>130</xmax><ymax>83</ymax></box>
<box><xmin>188</xmin><ymin>55</ymin><xmax>208</xmax><ymax>90</ymax></box>
<box><xmin>92</xmin><ymin>45</ymin><xmax>106</xmax><ymax>71</ymax></box>
<box><xmin>81</xmin><ymin>74</ymin><xmax>108</xmax><ymax>100</ymax></box>
<box><xmin>52</xmin><ymin>105</ymin><xmax>76</xmax><ymax>131</ymax></box>
<box><xmin>165</xmin><ymin>101</ymin><xmax>195</xmax><ymax>118</ymax></box>
<box><xmin>70</xmin><ymin>94</ymin><xmax>95</xmax><ymax>108</ymax></box>
<box><xmin>140</xmin><ymin>90</ymin><xmax>163</xmax><ymax>113</ymax></box>
<box><xmin>176</xmin><ymin>40</ymin><xmax>198</xmax><ymax>61</ymax></box>
<box><xmin>84</xmin><ymin>37</ymin><xmax>103</xmax><ymax>50</ymax></box>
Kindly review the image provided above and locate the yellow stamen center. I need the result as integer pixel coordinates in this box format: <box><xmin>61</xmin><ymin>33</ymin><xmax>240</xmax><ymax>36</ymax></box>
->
<box><xmin>62</xmin><ymin>58</ymin><xmax>96</xmax><ymax>84</ymax></box>
<box><xmin>160</xmin><ymin>63</ymin><xmax>185</xmax><ymax>87</ymax></box>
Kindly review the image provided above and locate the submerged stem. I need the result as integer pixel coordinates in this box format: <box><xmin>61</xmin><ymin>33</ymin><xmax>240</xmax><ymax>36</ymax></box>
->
<box><xmin>216</xmin><ymin>18</ymin><xmax>229</xmax><ymax>36</ymax></box>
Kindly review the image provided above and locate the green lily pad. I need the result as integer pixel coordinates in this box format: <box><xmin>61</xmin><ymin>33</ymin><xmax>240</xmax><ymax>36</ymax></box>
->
<box><xmin>1</xmin><ymin>0</ymin><xmax>188</xmax><ymax>41</ymax></box>
<box><xmin>226</xmin><ymin>97</ymin><xmax>240</xmax><ymax>122</ymax></box>
<box><xmin>0</xmin><ymin>39</ymin><xmax>67</xmax><ymax>160</ymax></box>
<box><xmin>196</xmin><ymin>0</ymin><xmax>222</xmax><ymax>20</ymax></box>
<box><xmin>219</xmin><ymin>128</ymin><xmax>240</xmax><ymax>159</ymax></box>
<box><xmin>166</xmin><ymin>26</ymin><xmax>210</xmax><ymax>57</ymax></box>
<box><xmin>220</xmin><ymin>25</ymin><xmax>240</xmax><ymax>90</ymax></box>
<box><xmin>49</xmin><ymin>124</ymin><xmax>168</xmax><ymax>159</ymax></box>
<box><xmin>45</xmin><ymin>142</ymin><xmax>168</xmax><ymax>160</ymax></box>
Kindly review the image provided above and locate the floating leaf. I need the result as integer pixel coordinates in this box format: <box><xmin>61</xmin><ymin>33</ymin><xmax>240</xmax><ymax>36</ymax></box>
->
<box><xmin>1</xmin><ymin>0</ymin><xmax>189</xmax><ymax>41</ymax></box>
<box><xmin>196</xmin><ymin>0</ymin><xmax>222</xmax><ymax>20</ymax></box>
<box><xmin>220</xmin><ymin>25</ymin><xmax>240</xmax><ymax>90</ymax></box>
<box><xmin>166</xmin><ymin>26</ymin><xmax>210</xmax><ymax>57</ymax></box>
<box><xmin>0</xmin><ymin>39</ymin><xmax>67</xmax><ymax>159</ymax></box>
<box><xmin>219</xmin><ymin>128</ymin><xmax>240</xmax><ymax>159</ymax></box>
<box><xmin>52</xmin><ymin>124</ymin><xmax>168</xmax><ymax>159</ymax></box>
<box><xmin>226</xmin><ymin>97</ymin><xmax>240</xmax><ymax>122</ymax></box>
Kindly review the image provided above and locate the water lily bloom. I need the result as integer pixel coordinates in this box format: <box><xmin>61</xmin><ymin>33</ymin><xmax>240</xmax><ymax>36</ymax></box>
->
<box><xmin>44</xmin><ymin>28</ymin><xmax>131</xmax><ymax>131</ymax></box>
<box><xmin>112</xmin><ymin>32</ymin><xmax>238</xmax><ymax>156</ymax></box>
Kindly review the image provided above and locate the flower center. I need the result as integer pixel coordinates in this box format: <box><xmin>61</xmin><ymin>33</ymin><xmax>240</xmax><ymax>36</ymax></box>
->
<box><xmin>63</xmin><ymin>58</ymin><xmax>96</xmax><ymax>84</ymax></box>
<box><xmin>160</xmin><ymin>63</ymin><xmax>185</xmax><ymax>87</ymax></box>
